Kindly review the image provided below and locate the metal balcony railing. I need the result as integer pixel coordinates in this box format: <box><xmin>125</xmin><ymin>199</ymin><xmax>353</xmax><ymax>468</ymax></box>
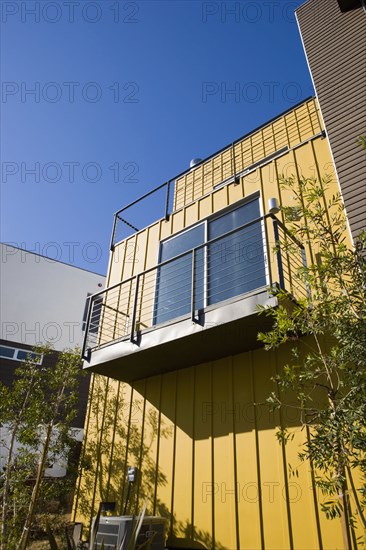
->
<box><xmin>82</xmin><ymin>215</ymin><xmax>307</xmax><ymax>360</ymax></box>
<box><xmin>110</xmin><ymin>97</ymin><xmax>323</xmax><ymax>247</ymax></box>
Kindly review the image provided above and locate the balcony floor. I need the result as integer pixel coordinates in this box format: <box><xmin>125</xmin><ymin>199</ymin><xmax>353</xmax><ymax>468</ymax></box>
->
<box><xmin>83</xmin><ymin>288</ymin><xmax>278</xmax><ymax>382</ymax></box>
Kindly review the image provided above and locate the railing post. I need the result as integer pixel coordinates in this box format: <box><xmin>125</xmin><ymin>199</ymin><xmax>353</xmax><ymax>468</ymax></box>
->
<box><xmin>262</xmin><ymin>216</ymin><xmax>272</xmax><ymax>288</ymax></box>
<box><xmin>165</xmin><ymin>181</ymin><xmax>171</xmax><ymax>221</ymax></box>
<box><xmin>301</xmin><ymin>246</ymin><xmax>312</xmax><ymax>299</ymax></box>
<box><xmin>232</xmin><ymin>142</ymin><xmax>238</xmax><ymax>184</ymax></box>
<box><xmin>130</xmin><ymin>275</ymin><xmax>140</xmax><ymax>343</ymax></box>
<box><xmin>273</xmin><ymin>218</ymin><xmax>285</xmax><ymax>290</ymax></box>
<box><xmin>82</xmin><ymin>295</ymin><xmax>93</xmax><ymax>360</ymax></box>
<box><xmin>191</xmin><ymin>249</ymin><xmax>196</xmax><ymax>323</ymax></box>
<box><xmin>110</xmin><ymin>214</ymin><xmax>118</xmax><ymax>250</ymax></box>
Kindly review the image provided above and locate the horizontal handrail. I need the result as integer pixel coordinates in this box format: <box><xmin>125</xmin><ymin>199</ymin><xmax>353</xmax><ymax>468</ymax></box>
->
<box><xmin>113</xmin><ymin>180</ymin><xmax>170</xmax><ymax>219</ymax></box>
<box><xmin>82</xmin><ymin>214</ymin><xmax>307</xmax><ymax>360</ymax></box>
<box><xmin>113</xmin><ymin>96</ymin><xmax>315</xmax><ymax>218</ymax></box>
<box><xmin>111</xmin><ymin>97</ymin><xmax>320</xmax><ymax>246</ymax></box>
<box><xmin>93</xmin><ymin>214</ymin><xmax>302</xmax><ymax>302</ymax></box>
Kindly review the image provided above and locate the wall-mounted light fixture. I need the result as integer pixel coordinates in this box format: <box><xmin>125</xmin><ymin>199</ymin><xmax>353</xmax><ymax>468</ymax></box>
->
<box><xmin>123</xmin><ymin>466</ymin><xmax>139</xmax><ymax>515</ymax></box>
<box><xmin>127</xmin><ymin>466</ymin><xmax>138</xmax><ymax>483</ymax></box>
<box><xmin>268</xmin><ymin>197</ymin><xmax>280</xmax><ymax>214</ymax></box>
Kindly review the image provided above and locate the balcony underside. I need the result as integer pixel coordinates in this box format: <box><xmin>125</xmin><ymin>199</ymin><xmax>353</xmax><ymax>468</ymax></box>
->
<box><xmin>83</xmin><ymin>288</ymin><xmax>277</xmax><ymax>382</ymax></box>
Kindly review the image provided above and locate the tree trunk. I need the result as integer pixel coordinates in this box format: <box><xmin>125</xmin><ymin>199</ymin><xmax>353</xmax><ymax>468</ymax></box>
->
<box><xmin>339</xmin><ymin>485</ymin><xmax>352</xmax><ymax>550</ymax></box>
<box><xmin>2</xmin><ymin>368</ymin><xmax>37</xmax><ymax>550</ymax></box>
<box><xmin>17</xmin><ymin>423</ymin><xmax>53</xmax><ymax>550</ymax></box>
<box><xmin>1</xmin><ymin>425</ymin><xmax>17</xmax><ymax>550</ymax></box>
<box><xmin>17</xmin><ymin>369</ymin><xmax>68</xmax><ymax>550</ymax></box>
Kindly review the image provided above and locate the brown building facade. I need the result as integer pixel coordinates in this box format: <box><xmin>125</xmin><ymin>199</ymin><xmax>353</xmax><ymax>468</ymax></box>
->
<box><xmin>296</xmin><ymin>0</ymin><xmax>366</xmax><ymax>240</ymax></box>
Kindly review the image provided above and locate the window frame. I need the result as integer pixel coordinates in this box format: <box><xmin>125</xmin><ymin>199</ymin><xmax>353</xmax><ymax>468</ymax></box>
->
<box><xmin>154</xmin><ymin>192</ymin><xmax>269</xmax><ymax>324</ymax></box>
<box><xmin>154</xmin><ymin>222</ymin><xmax>206</xmax><ymax>324</ymax></box>
<box><xmin>0</xmin><ymin>345</ymin><xmax>43</xmax><ymax>364</ymax></box>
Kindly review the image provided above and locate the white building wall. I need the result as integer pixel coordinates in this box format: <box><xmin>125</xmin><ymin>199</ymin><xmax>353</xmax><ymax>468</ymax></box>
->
<box><xmin>0</xmin><ymin>243</ymin><xmax>105</xmax><ymax>350</ymax></box>
<box><xmin>0</xmin><ymin>424</ymin><xmax>84</xmax><ymax>478</ymax></box>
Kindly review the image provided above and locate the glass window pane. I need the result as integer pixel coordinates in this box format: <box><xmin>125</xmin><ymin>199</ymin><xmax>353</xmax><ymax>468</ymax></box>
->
<box><xmin>82</xmin><ymin>293</ymin><xmax>91</xmax><ymax>332</ymax></box>
<box><xmin>154</xmin><ymin>224</ymin><xmax>205</xmax><ymax>324</ymax></box>
<box><xmin>89</xmin><ymin>296</ymin><xmax>103</xmax><ymax>334</ymax></box>
<box><xmin>209</xmin><ymin>198</ymin><xmax>260</xmax><ymax>239</ymax></box>
<box><xmin>0</xmin><ymin>346</ymin><xmax>15</xmax><ymax>358</ymax></box>
<box><xmin>16</xmin><ymin>350</ymin><xmax>41</xmax><ymax>363</ymax></box>
<box><xmin>208</xmin><ymin>199</ymin><xmax>266</xmax><ymax>304</ymax></box>
<box><xmin>154</xmin><ymin>198</ymin><xmax>266</xmax><ymax>325</ymax></box>
<box><xmin>160</xmin><ymin>224</ymin><xmax>205</xmax><ymax>262</ymax></box>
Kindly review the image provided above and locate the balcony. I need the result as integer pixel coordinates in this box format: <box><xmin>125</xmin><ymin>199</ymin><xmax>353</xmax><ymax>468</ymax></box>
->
<box><xmin>82</xmin><ymin>214</ymin><xmax>307</xmax><ymax>382</ymax></box>
<box><xmin>110</xmin><ymin>97</ymin><xmax>323</xmax><ymax>248</ymax></box>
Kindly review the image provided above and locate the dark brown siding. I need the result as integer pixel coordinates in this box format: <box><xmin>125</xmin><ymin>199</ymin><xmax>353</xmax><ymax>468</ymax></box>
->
<box><xmin>296</xmin><ymin>0</ymin><xmax>366</xmax><ymax>239</ymax></box>
<box><xmin>0</xmin><ymin>339</ymin><xmax>90</xmax><ymax>429</ymax></box>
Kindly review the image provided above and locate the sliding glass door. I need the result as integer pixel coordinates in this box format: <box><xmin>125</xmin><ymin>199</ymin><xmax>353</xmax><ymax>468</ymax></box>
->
<box><xmin>208</xmin><ymin>198</ymin><xmax>266</xmax><ymax>305</ymax></box>
<box><xmin>154</xmin><ymin>224</ymin><xmax>205</xmax><ymax>325</ymax></box>
<box><xmin>153</xmin><ymin>197</ymin><xmax>266</xmax><ymax>325</ymax></box>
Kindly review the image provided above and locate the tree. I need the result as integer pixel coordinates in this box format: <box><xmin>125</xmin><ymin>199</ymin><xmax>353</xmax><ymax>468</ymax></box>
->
<box><xmin>0</xmin><ymin>345</ymin><xmax>83</xmax><ymax>550</ymax></box>
<box><xmin>258</xmin><ymin>174</ymin><xmax>366</xmax><ymax>547</ymax></box>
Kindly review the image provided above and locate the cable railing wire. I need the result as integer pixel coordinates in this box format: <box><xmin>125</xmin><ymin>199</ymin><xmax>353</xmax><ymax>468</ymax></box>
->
<box><xmin>82</xmin><ymin>214</ymin><xmax>308</xmax><ymax>358</ymax></box>
<box><xmin>111</xmin><ymin>98</ymin><xmax>321</xmax><ymax>246</ymax></box>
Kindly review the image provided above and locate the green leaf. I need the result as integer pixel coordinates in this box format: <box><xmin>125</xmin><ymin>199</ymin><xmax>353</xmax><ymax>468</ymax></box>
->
<box><xmin>259</xmin><ymin>172</ymin><xmax>366</xmax><ymax>532</ymax></box>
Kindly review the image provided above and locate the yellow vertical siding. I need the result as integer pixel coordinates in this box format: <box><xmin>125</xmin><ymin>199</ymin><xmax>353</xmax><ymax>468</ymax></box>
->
<box><xmin>193</xmin><ymin>363</ymin><xmax>213</xmax><ymax>546</ymax></box>
<box><xmin>106</xmin><ymin>101</ymin><xmax>328</xmax><ymax>302</ymax></box>
<box><xmin>252</xmin><ymin>348</ymin><xmax>291</xmax><ymax>550</ymax></box>
<box><xmin>274</xmin><ymin>345</ymin><xmax>321</xmax><ymax>550</ymax></box>
<box><xmin>185</xmin><ymin>202</ymin><xmax>199</xmax><ymax>228</ymax></box>
<box><xmin>137</xmin><ymin>376</ymin><xmax>161</xmax><ymax>512</ymax></box>
<box><xmin>212</xmin><ymin>359</ymin><xmax>237</xmax><ymax>549</ymax></box>
<box><xmin>133</xmin><ymin>230</ymin><xmax>148</xmax><ymax>274</ymax></box>
<box><xmin>233</xmin><ymin>352</ymin><xmax>263</xmax><ymax>550</ymax></box>
<box><xmin>97</xmin><ymin>103</ymin><xmax>342</xmax><ymax>347</ymax></box>
<box><xmin>74</xmin><ymin>346</ymin><xmax>350</xmax><ymax>549</ymax></box>
<box><xmin>172</xmin><ymin>368</ymin><xmax>194</xmax><ymax>541</ymax></box>
<box><xmin>74</xmin><ymin>99</ymin><xmax>356</xmax><ymax>548</ymax></box>
<box><xmin>172</xmin><ymin>98</ymin><xmax>323</xmax><ymax>212</ymax></box>
<box><xmin>198</xmin><ymin>194</ymin><xmax>213</xmax><ymax>220</ymax></box>
<box><xmin>155</xmin><ymin>371</ymin><xmax>176</xmax><ymax>529</ymax></box>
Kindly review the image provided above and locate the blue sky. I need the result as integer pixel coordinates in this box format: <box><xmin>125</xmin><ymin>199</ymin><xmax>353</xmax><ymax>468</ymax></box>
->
<box><xmin>1</xmin><ymin>0</ymin><xmax>312</xmax><ymax>275</ymax></box>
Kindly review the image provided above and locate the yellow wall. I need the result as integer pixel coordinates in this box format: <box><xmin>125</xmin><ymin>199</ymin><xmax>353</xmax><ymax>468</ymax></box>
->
<box><xmin>173</xmin><ymin>98</ymin><xmax>322</xmax><ymax>212</ymax></box>
<box><xmin>100</xmin><ymin>101</ymin><xmax>340</xmax><ymax>343</ymax></box>
<box><xmin>106</xmin><ymin>98</ymin><xmax>326</xmax><ymax>293</ymax></box>
<box><xmin>74</xmin><ymin>99</ymin><xmax>358</xmax><ymax>548</ymax></box>
<box><xmin>74</xmin><ymin>343</ymin><xmax>352</xmax><ymax>549</ymax></box>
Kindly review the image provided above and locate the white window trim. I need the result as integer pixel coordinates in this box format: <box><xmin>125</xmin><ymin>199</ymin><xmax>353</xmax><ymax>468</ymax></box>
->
<box><xmin>156</xmin><ymin>194</ymin><xmax>267</xmax><ymax>317</ymax></box>
<box><xmin>0</xmin><ymin>345</ymin><xmax>43</xmax><ymax>364</ymax></box>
